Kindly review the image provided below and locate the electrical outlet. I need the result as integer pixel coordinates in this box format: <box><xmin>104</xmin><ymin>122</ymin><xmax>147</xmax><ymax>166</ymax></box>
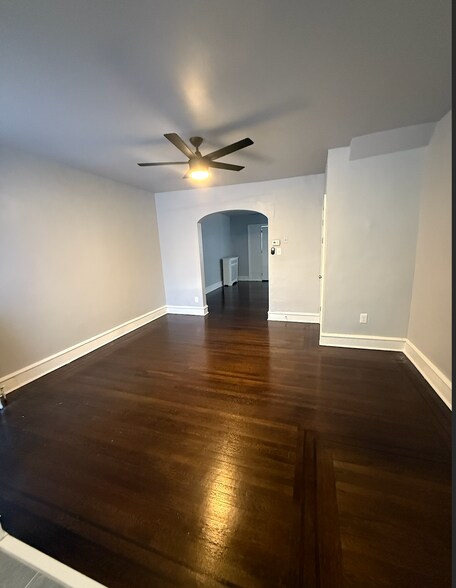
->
<box><xmin>194</xmin><ymin>296</ymin><xmax>199</xmax><ymax>303</ymax></box>
<box><xmin>360</xmin><ymin>313</ymin><xmax>368</xmax><ymax>324</ymax></box>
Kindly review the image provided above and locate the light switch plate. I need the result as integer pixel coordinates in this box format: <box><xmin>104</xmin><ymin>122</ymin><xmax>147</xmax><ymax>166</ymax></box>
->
<box><xmin>276</xmin><ymin>247</ymin><xmax>282</xmax><ymax>255</ymax></box>
<box><xmin>272</xmin><ymin>239</ymin><xmax>281</xmax><ymax>246</ymax></box>
<box><xmin>360</xmin><ymin>313</ymin><xmax>368</xmax><ymax>323</ymax></box>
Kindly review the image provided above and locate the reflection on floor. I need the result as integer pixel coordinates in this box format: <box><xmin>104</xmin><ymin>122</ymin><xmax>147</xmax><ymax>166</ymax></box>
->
<box><xmin>0</xmin><ymin>282</ymin><xmax>451</xmax><ymax>587</ymax></box>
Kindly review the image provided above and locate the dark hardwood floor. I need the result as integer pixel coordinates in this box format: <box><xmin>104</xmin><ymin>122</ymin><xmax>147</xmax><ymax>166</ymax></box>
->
<box><xmin>0</xmin><ymin>282</ymin><xmax>451</xmax><ymax>587</ymax></box>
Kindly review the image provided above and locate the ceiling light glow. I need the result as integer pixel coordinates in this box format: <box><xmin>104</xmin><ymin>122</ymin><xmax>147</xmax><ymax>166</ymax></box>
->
<box><xmin>189</xmin><ymin>158</ymin><xmax>209</xmax><ymax>180</ymax></box>
<box><xmin>189</xmin><ymin>169</ymin><xmax>209</xmax><ymax>180</ymax></box>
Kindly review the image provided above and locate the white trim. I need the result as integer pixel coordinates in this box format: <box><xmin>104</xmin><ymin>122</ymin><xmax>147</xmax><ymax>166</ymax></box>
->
<box><xmin>238</xmin><ymin>275</ymin><xmax>255</xmax><ymax>281</ymax></box>
<box><xmin>404</xmin><ymin>339</ymin><xmax>452</xmax><ymax>410</ymax></box>
<box><xmin>319</xmin><ymin>332</ymin><xmax>405</xmax><ymax>351</ymax></box>
<box><xmin>205</xmin><ymin>281</ymin><xmax>223</xmax><ymax>294</ymax></box>
<box><xmin>0</xmin><ymin>534</ymin><xmax>106</xmax><ymax>587</ymax></box>
<box><xmin>0</xmin><ymin>306</ymin><xmax>167</xmax><ymax>395</ymax></box>
<box><xmin>167</xmin><ymin>305</ymin><xmax>208</xmax><ymax>316</ymax></box>
<box><xmin>268</xmin><ymin>312</ymin><xmax>320</xmax><ymax>324</ymax></box>
<box><xmin>319</xmin><ymin>193</ymin><xmax>327</xmax><ymax>324</ymax></box>
<box><xmin>319</xmin><ymin>333</ymin><xmax>452</xmax><ymax>409</ymax></box>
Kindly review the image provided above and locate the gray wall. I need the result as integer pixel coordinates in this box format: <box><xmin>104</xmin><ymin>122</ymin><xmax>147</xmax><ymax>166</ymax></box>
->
<box><xmin>200</xmin><ymin>213</ymin><xmax>232</xmax><ymax>289</ymax></box>
<box><xmin>407</xmin><ymin>111</ymin><xmax>452</xmax><ymax>381</ymax></box>
<box><xmin>230</xmin><ymin>213</ymin><xmax>268</xmax><ymax>278</ymax></box>
<box><xmin>156</xmin><ymin>175</ymin><xmax>324</xmax><ymax>313</ymax></box>
<box><xmin>322</xmin><ymin>145</ymin><xmax>424</xmax><ymax>337</ymax></box>
<box><xmin>0</xmin><ymin>145</ymin><xmax>165</xmax><ymax>378</ymax></box>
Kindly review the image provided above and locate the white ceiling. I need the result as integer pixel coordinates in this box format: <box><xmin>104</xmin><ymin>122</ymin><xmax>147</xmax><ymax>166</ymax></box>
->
<box><xmin>0</xmin><ymin>0</ymin><xmax>451</xmax><ymax>194</ymax></box>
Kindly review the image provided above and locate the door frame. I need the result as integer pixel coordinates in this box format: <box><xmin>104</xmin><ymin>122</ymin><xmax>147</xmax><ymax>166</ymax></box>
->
<box><xmin>260</xmin><ymin>224</ymin><xmax>269</xmax><ymax>281</ymax></box>
<box><xmin>319</xmin><ymin>193</ymin><xmax>327</xmax><ymax>324</ymax></box>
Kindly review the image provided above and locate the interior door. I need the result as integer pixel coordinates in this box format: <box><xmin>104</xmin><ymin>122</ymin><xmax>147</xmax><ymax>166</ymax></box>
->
<box><xmin>261</xmin><ymin>225</ymin><xmax>269</xmax><ymax>280</ymax></box>
<box><xmin>248</xmin><ymin>224</ymin><xmax>263</xmax><ymax>281</ymax></box>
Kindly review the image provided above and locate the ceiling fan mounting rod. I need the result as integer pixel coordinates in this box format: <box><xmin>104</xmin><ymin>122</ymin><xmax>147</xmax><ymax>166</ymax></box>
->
<box><xmin>189</xmin><ymin>136</ymin><xmax>203</xmax><ymax>154</ymax></box>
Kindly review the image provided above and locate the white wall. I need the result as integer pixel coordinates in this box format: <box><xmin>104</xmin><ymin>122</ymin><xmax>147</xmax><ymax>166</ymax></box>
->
<box><xmin>407</xmin><ymin>111</ymin><xmax>452</xmax><ymax>402</ymax></box>
<box><xmin>322</xmin><ymin>145</ymin><xmax>424</xmax><ymax>341</ymax></box>
<box><xmin>200</xmin><ymin>213</ymin><xmax>232</xmax><ymax>289</ymax></box>
<box><xmin>0</xmin><ymin>146</ymin><xmax>165</xmax><ymax>381</ymax></box>
<box><xmin>155</xmin><ymin>175</ymin><xmax>324</xmax><ymax>316</ymax></box>
<box><xmin>230</xmin><ymin>213</ymin><xmax>268</xmax><ymax>278</ymax></box>
<box><xmin>349</xmin><ymin>122</ymin><xmax>435</xmax><ymax>160</ymax></box>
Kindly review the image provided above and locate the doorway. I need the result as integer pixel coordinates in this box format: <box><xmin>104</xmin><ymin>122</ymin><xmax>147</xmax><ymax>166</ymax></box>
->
<box><xmin>198</xmin><ymin>210</ymin><xmax>269</xmax><ymax>315</ymax></box>
<box><xmin>247</xmin><ymin>221</ymin><xmax>269</xmax><ymax>282</ymax></box>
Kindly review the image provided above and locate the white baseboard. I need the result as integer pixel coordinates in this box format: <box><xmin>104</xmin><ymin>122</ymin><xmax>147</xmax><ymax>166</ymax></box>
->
<box><xmin>0</xmin><ymin>534</ymin><xmax>105</xmax><ymax>587</ymax></box>
<box><xmin>404</xmin><ymin>339</ymin><xmax>452</xmax><ymax>410</ymax></box>
<box><xmin>205</xmin><ymin>281</ymin><xmax>223</xmax><ymax>294</ymax></box>
<box><xmin>0</xmin><ymin>306</ymin><xmax>167</xmax><ymax>395</ymax></box>
<box><xmin>167</xmin><ymin>305</ymin><xmax>208</xmax><ymax>316</ymax></box>
<box><xmin>319</xmin><ymin>333</ymin><xmax>452</xmax><ymax>409</ymax></box>
<box><xmin>268</xmin><ymin>311</ymin><xmax>320</xmax><ymax>324</ymax></box>
<box><xmin>319</xmin><ymin>332</ymin><xmax>405</xmax><ymax>351</ymax></box>
<box><xmin>239</xmin><ymin>276</ymin><xmax>262</xmax><ymax>282</ymax></box>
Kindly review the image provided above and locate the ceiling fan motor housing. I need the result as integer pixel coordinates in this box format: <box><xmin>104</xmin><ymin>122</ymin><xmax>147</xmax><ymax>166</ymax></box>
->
<box><xmin>189</xmin><ymin>136</ymin><xmax>203</xmax><ymax>151</ymax></box>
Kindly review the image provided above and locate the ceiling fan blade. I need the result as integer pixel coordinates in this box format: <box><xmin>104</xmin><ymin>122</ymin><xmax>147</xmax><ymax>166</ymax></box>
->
<box><xmin>137</xmin><ymin>162</ymin><xmax>187</xmax><ymax>166</ymax></box>
<box><xmin>164</xmin><ymin>133</ymin><xmax>194</xmax><ymax>159</ymax></box>
<box><xmin>207</xmin><ymin>161</ymin><xmax>244</xmax><ymax>171</ymax></box>
<box><xmin>205</xmin><ymin>138</ymin><xmax>253</xmax><ymax>160</ymax></box>
<box><xmin>183</xmin><ymin>169</ymin><xmax>190</xmax><ymax>179</ymax></box>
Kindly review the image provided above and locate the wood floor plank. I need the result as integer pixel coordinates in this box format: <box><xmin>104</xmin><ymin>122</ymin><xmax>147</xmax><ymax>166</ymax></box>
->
<box><xmin>0</xmin><ymin>283</ymin><xmax>451</xmax><ymax>587</ymax></box>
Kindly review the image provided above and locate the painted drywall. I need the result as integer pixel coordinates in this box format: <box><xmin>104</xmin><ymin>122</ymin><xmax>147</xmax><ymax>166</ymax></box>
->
<box><xmin>407</xmin><ymin>111</ymin><xmax>452</xmax><ymax>382</ymax></box>
<box><xmin>230</xmin><ymin>213</ymin><xmax>268</xmax><ymax>278</ymax></box>
<box><xmin>322</xmin><ymin>145</ymin><xmax>424</xmax><ymax>338</ymax></box>
<box><xmin>155</xmin><ymin>175</ymin><xmax>324</xmax><ymax>313</ymax></box>
<box><xmin>200</xmin><ymin>213</ymin><xmax>232</xmax><ymax>289</ymax></box>
<box><xmin>0</xmin><ymin>145</ymin><xmax>165</xmax><ymax>378</ymax></box>
<box><xmin>349</xmin><ymin>122</ymin><xmax>435</xmax><ymax>160</ymax></box>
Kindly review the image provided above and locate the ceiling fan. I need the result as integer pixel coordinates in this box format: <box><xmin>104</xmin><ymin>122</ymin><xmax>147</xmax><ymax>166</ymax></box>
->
<box><xmin>137</xmin><ymin>133</ymin><xmax>254</xmax><ymax>180</ymax></box>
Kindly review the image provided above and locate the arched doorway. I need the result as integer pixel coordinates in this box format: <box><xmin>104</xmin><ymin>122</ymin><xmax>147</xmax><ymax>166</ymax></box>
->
<box><xmin>198</xmin><ymin>210</ymin><xmax>269</xmax><ymax>316</ymax></box>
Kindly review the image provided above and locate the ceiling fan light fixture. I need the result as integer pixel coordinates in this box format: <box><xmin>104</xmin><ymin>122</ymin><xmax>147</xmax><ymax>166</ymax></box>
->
<box><xmin>137</xmin><ymin>134</ymin><xmax>253</xmax><ymax>179</ymax></box>
<box><xmin>189</xmin><ymin>170</ymin><xmax>209</xmax><ymax>180</ymax></box>
<box><xmin>188</xmin><ymin>158</ymin><xmax>209</xmax><ymax>180</ymax></box>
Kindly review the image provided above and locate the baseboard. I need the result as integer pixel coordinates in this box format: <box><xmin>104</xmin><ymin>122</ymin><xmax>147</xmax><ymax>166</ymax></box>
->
<box><xmin>0</xmin><ymin>534</ymin><xmax>105</xmax><ymax>587</ymax></box>
<box><xmin>167</xmin><ymin>305</ymin><xmax>209</xmax><ymax>316</ymax></box>
<box><xmin>319</xmin><ymin>332</ymin><xmax>405</xmax><ymax>351</ymax></box>
<box><xmin>403</xmin><ymin>339</ymin><xmax>452</xmax><ymax>410</ymax></box>
<box><xmin>239</xmin><ymin>276</ymin><xmax>262</xmax><ymax>282</ymax></box>
<box><xmin>268</xmin><ymin>311</ymin><xmax>320</xmax><ymax>324</ymax></box>
<box><xmin>0</xmin><ymin>306</ymin><xmax>167</xmax><ymax>395</ymax></box>
<box><xmin>319</xmin><ymin>333</ymin><xmax>452</xmax><ymax>409</ymax></box>
<box><xmin>205</xmin><ymin>281</ymin><xmax>223</xmax><ymax>294</ymax></box>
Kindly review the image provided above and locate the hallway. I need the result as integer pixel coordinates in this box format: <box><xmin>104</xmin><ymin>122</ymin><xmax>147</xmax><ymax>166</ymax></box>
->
<box><xmin>206</xmin><ymin>281</ymin><xmax>269</xmax><ymax>321</ymax></box>
<box><xmin>0</xmin><ymin>283</ymin><xmax>451</xmax><ymax>587</ymax></box>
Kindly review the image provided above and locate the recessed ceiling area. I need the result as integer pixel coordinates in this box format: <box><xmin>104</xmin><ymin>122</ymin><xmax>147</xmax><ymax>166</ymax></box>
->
<box><xmin>0</xmin><ymin>0</ymin><xmax>451</xmax><ymax>193</ymax></box>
